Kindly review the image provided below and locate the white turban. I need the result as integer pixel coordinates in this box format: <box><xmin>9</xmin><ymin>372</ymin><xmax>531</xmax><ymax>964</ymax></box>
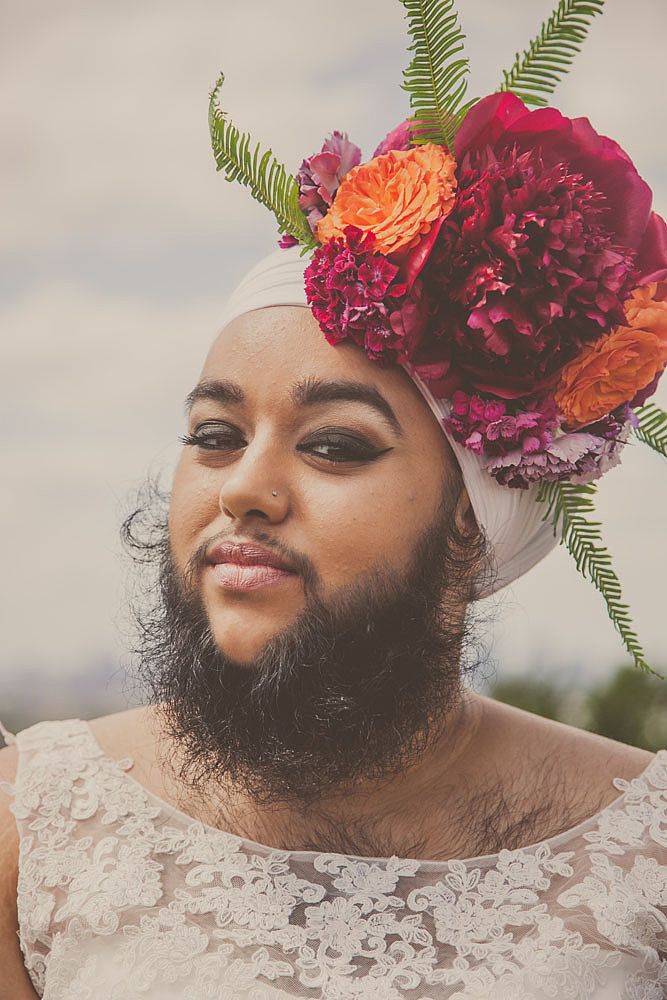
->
<box><xmin>218</xmin><ymin>245</ymin><xmax>560</xmax><ymax>599</ymax></box>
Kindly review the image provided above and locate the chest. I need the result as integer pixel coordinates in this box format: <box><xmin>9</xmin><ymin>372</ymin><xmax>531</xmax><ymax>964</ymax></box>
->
<box><xmin>12</xmin><ymin>720</ymin><xmax>667</xmax><ymax>999</ymax></box>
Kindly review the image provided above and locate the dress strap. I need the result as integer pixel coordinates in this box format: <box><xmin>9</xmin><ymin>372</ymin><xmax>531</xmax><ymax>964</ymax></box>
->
<box><xmin>0</xmin><ymin>717</ymin><xmax>17</xmax><ymax>746</ymax></box>
<box><xmin>0</xmin><ymin>719</ymin><xmax>17</xmax><ymax>797</ymax></box>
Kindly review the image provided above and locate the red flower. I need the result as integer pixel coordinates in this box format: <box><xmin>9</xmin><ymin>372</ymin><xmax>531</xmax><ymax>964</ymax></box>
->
<box><xmin>446</xmin><ymin>390</ymin><xmax>560</xmax><ymax>458</ymax></box>
<box><xmin>455</xmin><ymin>93</ymin><xmax>667</xmax><ymax>285</ymax></box>
<box><xmin>418</xmin><ymin>145</ymin><xmax>636</xmax><ymax>397</ymax></box>
<box><xmin>304</xmin><ymin>226</ymin><xmax>426</xmax><ymax>363</ymax></box>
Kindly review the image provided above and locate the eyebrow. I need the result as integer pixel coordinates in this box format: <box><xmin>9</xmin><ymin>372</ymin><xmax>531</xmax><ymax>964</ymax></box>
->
<box><xmin>293</xmin><ymin>377</ymin><xmax>404</xmax><ymax>437</ymax></box>
<box><xmin>183</xmin><ymin>375</ymin><xmax>404</xmax><ymax>437</ymax></box>
<box><xmin>184</xmin><ymin>379</ymin><xmax>244</xmax><ymax>414</ymax></box>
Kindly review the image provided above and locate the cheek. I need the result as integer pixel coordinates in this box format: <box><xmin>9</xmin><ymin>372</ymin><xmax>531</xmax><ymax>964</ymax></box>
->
<box><xmin>168</xmin><ymin>458</ymin><xmax>218</xmax><ymax>568</ymax></box>
<box><xmin>305</xmin><ymin>461</ymin><xmax>440</xmax><ymax>589</ymax></box>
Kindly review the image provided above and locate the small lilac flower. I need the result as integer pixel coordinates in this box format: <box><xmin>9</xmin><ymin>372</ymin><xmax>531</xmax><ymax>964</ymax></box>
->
<box><xmin>483</xmin><ymin>417</ymin><xmax>632</xmax><ymax>489</ymax></box>
<box><xmin>296</xmin><ymin>131</ymin><xmax>362</xmax><ymax>232</ymax></box>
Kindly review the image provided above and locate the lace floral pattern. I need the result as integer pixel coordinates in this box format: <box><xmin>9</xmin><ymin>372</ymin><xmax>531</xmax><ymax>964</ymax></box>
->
<box><xmin>2</xmin><ymin>719</ymin><xmax>666</xmax><ymax>999</ymax></box>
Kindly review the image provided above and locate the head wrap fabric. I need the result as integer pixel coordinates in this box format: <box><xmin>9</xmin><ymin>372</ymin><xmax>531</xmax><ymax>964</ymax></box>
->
<box><xmin>218</xmin><ymin>245</ymin><xmax>560</xmax><ymax>599</ymax></box>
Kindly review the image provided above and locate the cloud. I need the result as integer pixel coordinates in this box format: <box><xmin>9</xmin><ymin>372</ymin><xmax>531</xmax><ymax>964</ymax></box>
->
<box><xmin>2</xmin><ymin>0</ymin><xmax>666</xmax><ymax>688</ymax></box>
<box><xmin>3</xmin><ymin>277</ymin><xmax>665</xmax><ymax>680</ymax></box>
<box><xmin>2</xmin><ymin>0</ymin><xmax>664</xmax><ymax>285</ymax></box>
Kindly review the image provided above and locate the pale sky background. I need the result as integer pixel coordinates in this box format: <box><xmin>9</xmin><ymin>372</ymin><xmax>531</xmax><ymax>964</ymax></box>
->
<box><xmin>2</xmin><ymin>0</ymin><xmax>666</xmax><ymax>718</ymax></box>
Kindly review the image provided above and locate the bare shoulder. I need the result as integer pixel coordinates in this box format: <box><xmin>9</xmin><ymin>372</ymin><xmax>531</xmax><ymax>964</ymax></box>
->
<box><xmin>0</xmin><ymin>744</ymin><xmax>39</xmax><ymax>999</ymax></box>
<box><xmin>0</xmin><ymin>706</ymin><xmax>161</xmax><ymax>1000</ymax></box>
<box><xmin>478</xmin><ymin>694</ymin><xmax>656</xmax><ymax>811</ymax></box>
<box><xmin>86</xmin><ymin>703</ymin><xmax>155</xmax><ymax>757</ymax></box>
<box><xmin>87</xmin><ymin>703</ymin><xmax>177</xmax><ymax>803</ymax></box>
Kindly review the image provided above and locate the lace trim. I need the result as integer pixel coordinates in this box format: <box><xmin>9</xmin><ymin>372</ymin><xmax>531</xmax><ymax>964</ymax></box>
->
<box><xmin>83</xmin><ymin>717</ymin><xmax>664</xmax><ymax>869</ymax></box>
<box><xmin>8</xmin><ymin>718</ymin><xmax>667</xmax><ymax>999</ymax></box>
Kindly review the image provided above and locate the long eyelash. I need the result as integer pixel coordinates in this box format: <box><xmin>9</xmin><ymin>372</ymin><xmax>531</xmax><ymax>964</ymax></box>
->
<box><xmin>178</xmin><ymin>432</ymin><xmax>244</xmax><ymax>454</ymax></box>
<box><xmin>179</xmin><ymin>431</ymin><xmax>392</xmax><ymax>463</ymax></box>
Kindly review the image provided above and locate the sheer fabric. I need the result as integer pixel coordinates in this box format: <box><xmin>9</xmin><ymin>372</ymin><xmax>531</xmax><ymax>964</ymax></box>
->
<box><xmin>1</xmin><ymin>717</ymin><xmax>665</xmax><ymax>999</ymax></box>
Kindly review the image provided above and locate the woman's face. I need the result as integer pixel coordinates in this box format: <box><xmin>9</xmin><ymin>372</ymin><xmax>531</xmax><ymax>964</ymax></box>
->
<box><xmin>169</xmin><ymin>305</ymin><xmax>471</xmax><ymax>662</ymax></box>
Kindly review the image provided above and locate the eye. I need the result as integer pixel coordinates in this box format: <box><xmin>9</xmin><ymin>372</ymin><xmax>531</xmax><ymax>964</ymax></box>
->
<box><xmin>298</xmin><ymin>432</ymin><xmax>392</xmax><ymax>465</ymax></box>
<box><xmin>179</xmin><ymin>423</ymin><xmax>244</xmax><ymax>451</ymax></box>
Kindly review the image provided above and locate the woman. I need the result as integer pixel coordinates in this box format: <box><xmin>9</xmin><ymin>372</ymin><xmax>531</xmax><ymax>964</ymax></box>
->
<box><xmin>1</xmin><ymin>0</ymin><xmax>666</xmax><ymax>995</ymax></box>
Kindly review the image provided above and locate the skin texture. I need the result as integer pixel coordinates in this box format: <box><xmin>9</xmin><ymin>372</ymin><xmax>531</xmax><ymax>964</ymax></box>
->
<box><xmin>169</xmin><ymin>305</ymin><xmax>479</xmax><ymax>663</ymax></box>
<box><xmin>0</xmin><ymin>705</ymin><xmax>654</xmax><ymax>1000</ymax></box>
<box><xmin>0</xmin><ymin>743</ymin><xmax>39</xmax><ymax>1000</ymax></box>
<box><xmin>0</xmin><ymin>304</ymin><xmax>655</xmax><ymax>990</ymax></box>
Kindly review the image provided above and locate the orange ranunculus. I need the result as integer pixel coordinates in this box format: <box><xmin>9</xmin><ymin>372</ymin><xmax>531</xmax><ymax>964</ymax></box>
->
<box><xmin>316</xmin><ymin>143</ymin><xmax>457</xmax><ymax>255</ymax></box>
<box><xmin>554</xmin><ymin>282</ymin><xmax>667</xmax><ymax>428</ymax></box>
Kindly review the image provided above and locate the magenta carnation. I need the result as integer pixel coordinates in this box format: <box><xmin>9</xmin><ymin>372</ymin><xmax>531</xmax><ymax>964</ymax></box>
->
<box><xmin>445</xmin><ymin>391</ymin><xmax>560</xmax><ymax>458</ymax></box>
<box><xmin>296</xmin><ymin>131</ymin><xmax>362</xmax><ymax>233</ymax></box>
<box><xmin>304</xmin><ymin>226</ymin><xmax>426</xmax><ymax>363</ymax></box>
<box><xmin>418</xmin><ymin>145</ymin><xmax>637</xmax><ymax>398</ymax></box>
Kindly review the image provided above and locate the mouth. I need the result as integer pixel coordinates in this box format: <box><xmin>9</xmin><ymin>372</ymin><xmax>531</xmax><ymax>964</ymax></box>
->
<box><xmin>205</xmin><ymin>541</ymin><xmax>299</xmax><ymax>592</ymax></box>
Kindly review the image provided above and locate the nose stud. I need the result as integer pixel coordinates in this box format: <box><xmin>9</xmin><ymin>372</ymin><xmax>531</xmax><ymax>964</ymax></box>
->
<box><xmin>271</xmin><ymin>490</ymin><xmax>278</xmax><ymax>497</ymax></box>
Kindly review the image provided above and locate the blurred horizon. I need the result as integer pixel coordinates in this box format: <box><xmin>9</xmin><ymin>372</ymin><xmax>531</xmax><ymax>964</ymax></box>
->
<box><xmin>2</xmin><ymin>0</ymin><xmax>666</xmax><ymax>723</ymax></box>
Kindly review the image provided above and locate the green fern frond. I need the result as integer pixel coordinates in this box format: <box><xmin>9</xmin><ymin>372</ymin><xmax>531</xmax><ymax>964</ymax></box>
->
<box><xmin>535</xmin><ymin>479</ymin><xmax>661</xmax><ymax>678</ymax></box>
<box><xmin>499</xmin><ymin>0</ymin><xmax>605</xmax><ymax>107</ymax></box>
<box><xmin>208</xmin><ymin>74</ymin><xmax>316</xmax><ymax>252</ymax></box>
<box><xmin>633</xmin><ymin>402</ymin><xmax>667</xmax><ymax>458</ymax></box>
<box><xmin>400</xmin><ymin>0</ymin><xmax>475</xmax><ymax>149</ymax></box>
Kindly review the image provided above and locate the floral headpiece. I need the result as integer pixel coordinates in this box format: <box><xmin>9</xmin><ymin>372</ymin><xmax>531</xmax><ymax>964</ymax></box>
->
<box><xmin>209</xmin><ymin>0</ymin><xmax>667</xmax><ymax>675</ymax></box>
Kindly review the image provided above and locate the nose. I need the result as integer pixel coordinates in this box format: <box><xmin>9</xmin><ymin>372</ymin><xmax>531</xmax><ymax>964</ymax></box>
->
<box><xmin>218</xmin><ymin>439</ymin><xmax>290</xmax><ymax>523</ymax></box>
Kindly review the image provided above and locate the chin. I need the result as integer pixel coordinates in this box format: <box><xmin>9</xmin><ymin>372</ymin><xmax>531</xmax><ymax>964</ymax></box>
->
<box><xmin>207</xmin><ymin>603</ymin><xmax>300</xmax><ymax>666</ymax></box>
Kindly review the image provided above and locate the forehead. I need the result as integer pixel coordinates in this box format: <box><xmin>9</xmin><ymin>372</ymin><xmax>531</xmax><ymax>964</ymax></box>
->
<box><xmin>200</xmin><ymin>305</ymin><xmax>425</xmax><ymax>414</ymax></box>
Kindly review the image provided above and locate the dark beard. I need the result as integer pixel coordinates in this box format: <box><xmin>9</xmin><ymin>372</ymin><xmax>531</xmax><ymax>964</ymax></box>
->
<box><xmin>121</xmin><ymin>474</ymin><xmax>492</xmax><ymax>815</ymax></box>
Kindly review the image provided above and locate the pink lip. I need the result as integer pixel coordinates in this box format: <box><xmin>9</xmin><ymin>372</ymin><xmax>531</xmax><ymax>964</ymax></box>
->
<box><xmin>209</xmin><ymin>562</ymin><xmax>296</xmax><ymax>592</ymax></box>
<box><xmin>205</xmin><ymin>538</ymin><xmax>300</xmax><ymax>591</ymax></box>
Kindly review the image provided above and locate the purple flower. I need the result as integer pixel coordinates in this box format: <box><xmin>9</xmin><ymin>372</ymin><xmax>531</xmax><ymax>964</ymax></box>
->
<box><xmin>630</xmin><ymin>364</ymin><xmax>666</xmax><ymax>407</ymax></box>
<box><xmin>483</xmin><ymin>413</ymin><xmax>632</xmax><ymax>489</ymax></box>
<box><xmin>296</xmin><ymin>131</ymin><xmax>362</xmax><ymax>233</ymax></box>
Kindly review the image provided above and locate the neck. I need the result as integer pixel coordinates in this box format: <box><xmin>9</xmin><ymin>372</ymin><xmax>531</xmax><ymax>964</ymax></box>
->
<box><xmin>167</xmin><ymin>689</ymin><xmax>487</xmax><ymax>860</ymax></box>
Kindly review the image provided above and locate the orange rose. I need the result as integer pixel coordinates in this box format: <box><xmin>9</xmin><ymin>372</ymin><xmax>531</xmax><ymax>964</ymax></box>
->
<box><xmin>554</xmin><ymin>282</ymin><xmax>667</xmax><ymax>428</ymax></box>
<box><xmin>316</xmin><ymin>144</ymin><xmax>457</xmax><ymax>255</ymax></box>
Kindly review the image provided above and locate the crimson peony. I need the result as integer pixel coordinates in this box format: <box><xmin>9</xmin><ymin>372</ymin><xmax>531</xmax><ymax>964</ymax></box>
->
<box><xmin>418</xmin><ymin>145</ymin><xmax>636</xmax><ymax>397</ymax></box>
<box><xmin>454</xmin><ymin>92</ymin><xmax>667</xmax><ymax>285</ymax></box>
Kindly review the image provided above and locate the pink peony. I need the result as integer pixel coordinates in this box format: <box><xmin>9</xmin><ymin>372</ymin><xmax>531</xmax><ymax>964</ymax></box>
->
<box><xmin>418</xmin><ymin>145</ymin><xmax>637</xmax><ymax>398</ymax></box>
<box><xmin>304</xmin><ymin>226</ymin><xmax>426</xmax><ymax>363</ymax></box>
<box><xmin>455</xmin><ymin>92</ymin><xmax>667</xmax><ymax>284</ymax></box>
<box><xmin>372</xmin><ymin>119</ymin><xmax>416</xmax><ymax>157</ymax></box>
<box><xmin>296</xmin><ymin>131</ymin><xmax>362</xmax><ymax>233</ymax></box>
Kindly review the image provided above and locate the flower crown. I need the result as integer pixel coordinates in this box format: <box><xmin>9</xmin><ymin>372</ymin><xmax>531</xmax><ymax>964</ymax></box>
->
<box><xmin>208</xmin><ymin>0</ymin><xmax>667</xmax><ymax>676</ymax></box>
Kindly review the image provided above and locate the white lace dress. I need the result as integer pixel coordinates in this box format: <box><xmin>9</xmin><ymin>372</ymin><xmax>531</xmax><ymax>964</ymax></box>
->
<box><xmin>0</xmin><ymin>717</ymin><xmax>665</xmax><ymax>1000</ymax></box>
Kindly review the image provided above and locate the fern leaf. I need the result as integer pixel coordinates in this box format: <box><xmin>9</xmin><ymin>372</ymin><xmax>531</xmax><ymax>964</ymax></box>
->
<box><xmin>633</xmin><ymin>402</ymin><xmax>667</xmax><ymax>458</ymax></box>
<box><xmin>535</xmin><ymin>479</ymin><xmax>661</xmax><ymax>678</ymax></box>
<box><xmin>499</xmin><ymin>0</ymin><xmax>605</xmax><ymax>107</ymax></box>
<box><xmin>208</xmin><ymin>74</ymin><xmax>316</xmax><ymax>251</ymax></box>
<box><xmin>400</xmin><ymin>0</ymin><xmax>475</xmax><ymax>149</ymax></box>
